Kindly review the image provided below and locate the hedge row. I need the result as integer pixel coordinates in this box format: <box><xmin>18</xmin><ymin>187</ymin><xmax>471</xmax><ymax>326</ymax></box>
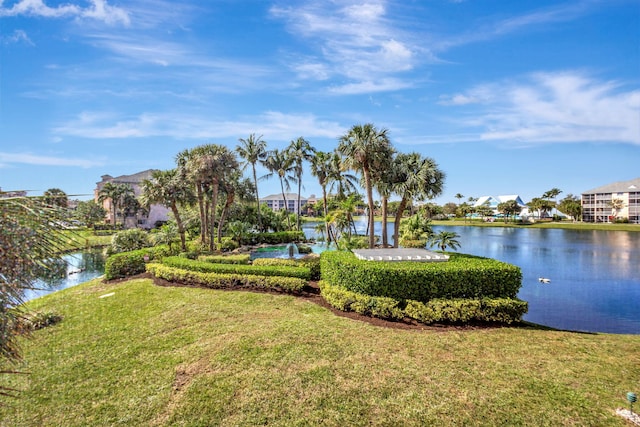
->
<box><xmin>161</xmin><ymin>256</ymin><xmax>311</xmax><ymax>280</ymax></box>
<box><xmin>252</xmin><ymin>257</ymin><xmax>321</xmax><ymax>280</ymax></box>
<box><xmin>146</xmin><ymin>263</ymin><xmax>306</xmax><ymax>293</ymax></box>
<box><xmin>320</xmin><ymin>251</ymin><xmax>522</xmax><ymax>302</ymax></box>
<box><xmin>198</xmin><ymin>254</ymin><xmax>251</xmax><ymax>265</ymax></box>
<box><xmin>104</xmin><ymin>245</ymin><xmax>176</xmax><ymax>280</ymax></box>
<box><xmin>320</xmin><ymin>282</ymin><xmax>528</xmax><ymax>325</ymax></box>
<box><xmin>254</xmin><ymin>231</ymin><xmax>305</xmax><ymax>244</ymax></box>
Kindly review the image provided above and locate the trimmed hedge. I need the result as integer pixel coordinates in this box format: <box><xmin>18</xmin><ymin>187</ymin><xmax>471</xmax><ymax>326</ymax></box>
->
<box><xmin>320</xmin><ymin>251</ymin><xmax>522</xmax><ymax>302</ymax></box>
<box><xmin>252</xmin><ymin>256</ymin><xmax>321</xmax><ymax>280</ymax></box>
<box><xmin>320</xmin><ymin>282</ymin><xmax>527</xmax><ymax>324</ymax></box>
<box><xmin>254</xmin><ymin>231</ymin><xmax>305</xmax><ymax>244</ymax></box>
<box><xmin>198</xmin><ymin>254</ymin><xmax>251</xmax><ymax>265</ymax></box>
<box><xmin>104</xmin><ymin>245</ymin><xmax>175</xmax><ymax>280</ymax></box>
<box><xmin>161</xmin><ymin>256</ymin><xmax>311</xmax><ymax>280</ymax></box>
<box><xmin>146</xmin><ymin>263</ymin><xmax>306</xmax><ymax>293</ymax></box>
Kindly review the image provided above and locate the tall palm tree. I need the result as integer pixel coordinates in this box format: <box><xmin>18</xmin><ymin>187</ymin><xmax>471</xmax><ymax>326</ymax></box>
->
<box><xmin>338</xmin><ymin>123</ymin><xmax>394</xmax><ymax>248</ymax></box>
<box><xmin>392</xmin><ymin>153</ymin><xmax>445</xmax><ymax>248</ymax></box>
<box><xmin>287</xmin><ymin>137</ymin><xmax>315</xmax><ymax>230</ymax></box>
<box><xmin>236</xmin><ymin>134</ymin><xmax>267</xmax><ymax>229</ymax></box>
<box><xmin>263</xmin><ymin>148</ymin><xmax>295</xmax><ymax>229</ymax></box>
<box><xmin>543</xmin><ymin>188</ymin><xmax>562</xmax><ymax>217</ymax></box>
<box><xmin>371</xmin><ymin>160</ymin><xmax>397</xmax><ymax>248</ymax></box>
<box><xmin>140</xmin><ymin>169</ymin><xmax>195</xmax><ymax>251</ymax></box>
<box><xmin>98</xmin><ymin>182</ymin><xmax>133</xmax><ymax>229</ymax></box>
<box><xmin>310</xmin><ymin>150</ymin><xmax>333</xmax><ymax>243</ymax></box>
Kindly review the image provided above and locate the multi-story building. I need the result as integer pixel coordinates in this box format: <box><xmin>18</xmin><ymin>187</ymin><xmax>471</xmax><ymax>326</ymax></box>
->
<box><xmin>260</xmin><ymin>193</ymin><xmax>317</xmax><ymax>214</ymax></box>
<box><xmin>94</xmin><ymin>169</ymin><xmax>170</xmax><ymax>229</ymax></box>
<box><xmin>581</xmin><ymin>178</ymin><xmax>640</xmax><ymax>223</ymax></box>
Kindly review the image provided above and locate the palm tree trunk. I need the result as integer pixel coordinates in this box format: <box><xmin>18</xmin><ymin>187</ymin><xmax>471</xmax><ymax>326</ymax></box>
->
<box><xmin>296</xmin><ymin>179</ymin><xmax>302</xmax><ymax>230</ymax></box>
<box><xmin>381</xmin><ymin>196</ymin><xmax>388</xmax><ymax>248</ymax></box>
<box><xmin>322</xmin><ymin>186</ymin><xmax>330</xmax><ymax>244</ymax></box>
<box><xmin>252</xmin><ymin>165</ymin><xmax>261</xmax><ymax>230</ymax></box>
<box><xmin>364</xmin><ymin>168</ymin><xmax>375</xmax><ymax>248</ymax></box>
<box><xmin>217</xmin><ymin>191</ymin><xmax>234</xmax><ymax>243</ymax></box>
<box><xmin>393</xmin><ymin>197</ymin><xmax>409</xmax><ymax>248</ymax></box>
<box><xmin>209</xmin><ymin>181</ymin><xmax>219</xmax><ymax>251</ymax></box>
<box><xmin>171</xmin><ymin>202</ymin><xmax>187</xmax><ymax>252</ymax></box>
<box><xmin>196</xmin><ymin>185</ymin><xmax>206</xmax><ymax>243</ymax></box>
<box><xmin>279</xmin><ymin>179</ymin><xmax>291</xmax><ymax>230</ymax></box>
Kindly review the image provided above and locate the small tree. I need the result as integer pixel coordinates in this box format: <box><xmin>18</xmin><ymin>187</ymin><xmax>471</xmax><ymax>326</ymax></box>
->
<box><xmin>428</xmin><ymin>231</ymin><xmax>461</xmax><ymax>252</ymax></box>
<box><xmin>497</xmin><ymin>200</ymin><xmax>522</xmax><ymax>223</ymax></box>
<box><xmin>558</xmin><ymin>194</ymin><xmax>582</xmax><ymax>222</ymax></box>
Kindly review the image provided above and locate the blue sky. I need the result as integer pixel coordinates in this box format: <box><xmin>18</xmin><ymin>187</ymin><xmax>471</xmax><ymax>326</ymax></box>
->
<box><xmin>1</xmin><ymin>0</ymin><xmax>638</xmax><ymax>205</ymax></box>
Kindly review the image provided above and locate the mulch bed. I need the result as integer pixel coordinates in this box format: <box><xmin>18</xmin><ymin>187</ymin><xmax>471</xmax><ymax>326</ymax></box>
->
<box><xmin>119</xmin><ymin>273</ymin><xmax>505</xmax><ymax>332</ymax></box>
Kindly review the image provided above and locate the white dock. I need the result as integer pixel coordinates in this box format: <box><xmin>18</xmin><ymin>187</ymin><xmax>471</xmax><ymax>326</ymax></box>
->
<box><xmin>352</xmin><ymin>248</ymin><xmax>450</xmax><ymax>262</ymax></box>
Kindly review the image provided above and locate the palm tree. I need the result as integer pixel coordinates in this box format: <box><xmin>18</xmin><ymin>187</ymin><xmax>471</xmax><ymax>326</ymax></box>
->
<box><xmin>338</xmin><ymin>124</ymin><xmax>394</xmax><ymax>248</ymax></box>
<box><xmin>543</xmin><ymin>188</ymin><xmax>562</xmax><ymax>217</ymax></box>
<box><xmin>310</xmin><ymin>150</ymin><xmax>333</xmax><ymax>243</ymax></box>
<box><xmin>176</xmin><ymin>145</ymin><xmax>239</xmax><ymax>250</ymax></box>
<box><xmin>98</xmin><ymin>182</ymin><xmax>133</xmax><ymax>229</ymax></box>
<box><xmin>263</xmin><ymin>148</ymin><xmax>296</xmax><ymax>229</ymax></box>
<box><xmin>287</xmin><ymin>137</ymin><xmax>315</xmax><ymax>230</ymax></box>
<box><xmin>0</xmin><ymin>195</ymin><xmax>77</xmax><ymax>379</ymax></box>
<box><xmin>140</xmin><ymin>169</ymin><xmax>195</xmax><ymax>251</ymax></box>
<box><xmin>429</xmin><ymin>230</ymin><xmax>461</xmax><ymax>252</ymax></box>
<box><xmin>455</xmin><ymin>193</ymin><xmax>464</xmax><ymax>205</ymax></box>
<box><xmin>236</xmin><ymin>134</ymin><xmax>267</xmax><ymax>229</ymax></box>
<box><xmin>391</xmin><ymin>153</ymin><xmax>445</xmax><ymax>248</ymax></box>
<box><xmin>327</xmin><ymin>150</ymin><xmax>358</xmax><ymax>200</ymax></box>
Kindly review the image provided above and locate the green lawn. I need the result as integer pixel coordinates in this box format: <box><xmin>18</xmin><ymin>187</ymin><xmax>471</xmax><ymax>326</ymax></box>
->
<box><xmin>2</xmin><ymin>278</ymin><xmax>638</xmax><ymax>426</ymax></box>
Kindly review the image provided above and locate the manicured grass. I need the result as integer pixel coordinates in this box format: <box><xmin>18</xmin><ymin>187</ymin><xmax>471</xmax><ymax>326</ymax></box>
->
<box><xmin>2</xmin><ymin>278</ymin><xmax>638</xmax><ymax>426</ymax></box>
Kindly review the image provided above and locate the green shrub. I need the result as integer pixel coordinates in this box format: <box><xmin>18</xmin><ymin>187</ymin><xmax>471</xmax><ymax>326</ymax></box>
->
<box><xmin>146</xmin><ymin>263</ymin><xmax>306</xmax><ymax>293</ymax></box>
<box><xmin>107</xmin><ymin>228</ymin><xmax>151</xmax><ymax>255</ymax></box>
<box><xmin>104</xmin><ymin>245</ymin><xmax>175</xmax><ymax>280</ymax></box>
<box><xmin>255</xmin><ymin>231</ymin><xmax>305</xmax><ymax>245</ymax></box>
<box><xmin>215</xmin><ymin>237</ymin><xmax>239</xmax><ymax>252</ymax></box>
<box><xmin>253</xmin><ymin>256</ymin><xmax>321</xmax><ymax>280</ymax></box>
<box><xmin>320</xmin><ymin>251</ymin><xmax>522</xmax><ymax>302</ymax></box>
<box><xmin>320</xmin><ymin>282</ymin><xmax>527</xmax><ymax>325</ymax></box>
<box><xmin>399</xmin><ymin>239</ymin><xmax>427</xmax><ymax>248</ymax></box>
<box><xmin>161</xmin><ymin>256</ymin><xmax>311</xmax><ymax>280</ymax></box>
<box><xmin>404</xmin><ymin>298</ymin><xmax>528</xmax><ymax>325</ymax></box>
<box><xmin>198</xmin><ymin>254</ymin><xmax>251</xmax><ymax>264</ymax></box>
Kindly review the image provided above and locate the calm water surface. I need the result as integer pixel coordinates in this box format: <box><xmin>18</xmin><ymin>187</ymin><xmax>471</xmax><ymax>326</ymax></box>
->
<box><xmin>24</xmin><ymin>249</ymin><xmax>106</xmax><ymax>302</ymax></box>
<box><xmin>303</xmin><ymin>222</ymin><xmax>640</xmax><ymax>334</ymax></box>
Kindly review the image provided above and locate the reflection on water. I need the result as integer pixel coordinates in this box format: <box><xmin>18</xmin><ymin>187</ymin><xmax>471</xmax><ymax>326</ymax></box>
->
<box><xmin>23</xmin><ymin>249</ymin><xmax>106</xmax><ymax>302</ymax></box>
<box><xmin>302</xmin><ymin>221</ymin><xmax>640</xmax><ymax>334</ymax></box>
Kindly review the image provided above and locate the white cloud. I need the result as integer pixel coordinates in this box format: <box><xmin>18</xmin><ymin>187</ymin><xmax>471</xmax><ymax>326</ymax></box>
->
<box><xmin>271</xmin><ymin>1</ymin><xmax>417</xmax><ymax>93</ymax></box>
<box><xmin>0</xmin><ymin>0</ymin><xmax>130</xmax><ymax>25</ymax></box>
<box><xmin>441</xmin><ymin>71</ymin><xmax>640</xmax><ymax>145</ymax></box>
<box><xmin>1</xmin><ymin>29</ymin><xmax>33</xmax><ymax>45</ymax></box>
<box><xmin>0</xmin><ymin>151</ymin><xmax>104</xmax><ymax>168</ymax></box>
<box><xmin>53</xmin><ymin>111</ymin><xmax>345</xmax><ymax>141</ymax></box>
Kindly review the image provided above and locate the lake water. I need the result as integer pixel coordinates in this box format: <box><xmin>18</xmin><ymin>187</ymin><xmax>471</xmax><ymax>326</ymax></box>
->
<box><xmin>302</xmin><ymin>221</ymin><xmax>640</xmax><ymax>334</ymax></box>
<box><xmin>24</xmin><ymin>249</ymin><xmax>106</xmax><ymax>302</ymax></box>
